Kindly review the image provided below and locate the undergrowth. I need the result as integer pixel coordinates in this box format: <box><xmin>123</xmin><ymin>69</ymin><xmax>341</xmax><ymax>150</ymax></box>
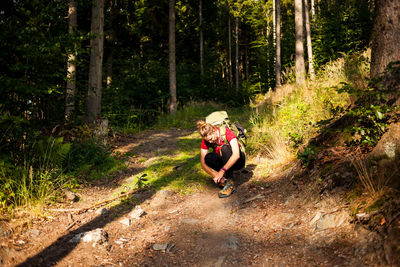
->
<box><xmin>0</xmin><ymin>125</ymin><xmax>124</xmax><ymax>215</ymax></box>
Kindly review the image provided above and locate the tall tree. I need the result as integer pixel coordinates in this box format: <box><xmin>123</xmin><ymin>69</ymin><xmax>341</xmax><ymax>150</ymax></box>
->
<box><xmin>169</xmin><ymin>0</ymin><xmax>177</xmax><ymax>114</ymax></box>
<box><xmin>294</xmin><ymin>0</ymin><xmax>306</xmax><ymax>86</ymax></box>
<box><xmin>304</xmin><ymin>0</ymin><xmax>315</xmax><ymax>80</ymax></box>
<box><xmin>199</xmin><ymin>0</ymin><xmax>204</xmax><ymax>77</ymax></box>
<box><xmin>87</xmin><ymin>0</ymin><xmax>105</xmax><ymax>122</ymax></box>
<box><xmin>275</xmin><ymin>0</ymin><xmax>281</xmax><ymax>87</ymax></box>
<box><xmin>228</xmin><ymin>15</ymin><xmax>233</xmax><ymax>87</ymax></box>
<box><xmin>235</xmin><ymin>15</ymin><xmax>239</xmax><ymax>91</ymax></box>
<box><xmin>65</xmin><ymin>0</ymin><xmax>77</xmax><ymax>119</ymax></box>
<box><xmin>105</xmin><ymin>0</ymin><xmax>116</xmax><ymax>88</ymax></box>
<box><xmin>370</xmin><ymin>0</ymin><xmax>400</xmax><ymax>78</ymax></box>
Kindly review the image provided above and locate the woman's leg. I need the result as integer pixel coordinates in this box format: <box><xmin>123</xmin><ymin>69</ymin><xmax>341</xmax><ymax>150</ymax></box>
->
<box><xmin>204</xmin><ymin>152</ymin><xmax>223</xmax><ymax>172</ymax></box>
<box><xmin>221</xmin><ymin>144</ymin><xmax>246</xmax><ymax>179</ymax></box>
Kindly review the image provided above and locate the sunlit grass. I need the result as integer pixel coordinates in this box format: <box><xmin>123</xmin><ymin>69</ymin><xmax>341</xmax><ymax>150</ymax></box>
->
<box><xmin>246</xmin><ymin>52</ymin><xmax>370</xmax><ymax>176</ymax></box>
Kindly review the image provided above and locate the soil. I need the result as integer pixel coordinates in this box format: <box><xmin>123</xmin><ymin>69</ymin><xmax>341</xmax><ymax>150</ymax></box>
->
<box><xmin>0</xmin><ymin>129</ymin><xmax>388</xmax><ymax>267</ymax></box>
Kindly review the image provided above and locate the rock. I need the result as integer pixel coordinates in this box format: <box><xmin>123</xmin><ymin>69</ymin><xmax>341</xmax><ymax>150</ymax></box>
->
<box><xmin>368</xmin><ymin>123</ymin><xmax>400</xmax><ymax>188</ymax></box>
<box><xmin>153</xmin><ymin>243</ymin><xmax>168</xmax><ymax>251</ymax></box>
<box><xmin>119</xmin><ymin>218</ymin><xmax>131</xmax><ymax>226</ymax></box>
<box><xmin>70</xmin><ymin>228</ymin><xmax>108</xmax><ymax>247</ymax></box>
<box><xmin>310</xmin><ymin>211</ymin><xmax>324</xmax><ymax>227</ymax></box>
<box><xmin>95</xmin><ymin>208</ymin><xmax>108</xmax><ymax>216</ymax></box>
<box><xmin>315</xmin><ymin>211</ymin><xmax>349</xmax><ymax>231</ymax></box>
<box><xmin>64</xmin><ymin>190</ymin><xmax>79</xmax><ymax>202</ymax></box>
<box><xmin>223</xmin><ymin>235</ymin><xmax>239</xmax><ymax>250</ymax></box>
<box><xmin>370</xmin><ymin>123</ymin><xmax>400</xmax><ymax>159</ymax></box>
<box><xmin>28</xmin><ymin>229</ymin><xmax>41</xmax><ymax>238</ymax></box>
<box><xmin>128</xmin><ymin>206</ymin><xmax>145</xmax><ymax>219</ymax></box>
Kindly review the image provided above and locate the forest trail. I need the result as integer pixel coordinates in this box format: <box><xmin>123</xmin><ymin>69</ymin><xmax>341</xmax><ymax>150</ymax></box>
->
<box><xmin>3</xmin><ymin>129</ymin><xmax>376</xmax><ymax>267</ymax></box>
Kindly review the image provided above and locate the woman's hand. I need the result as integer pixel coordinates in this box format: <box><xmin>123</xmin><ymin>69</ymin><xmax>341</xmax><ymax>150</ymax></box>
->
<box><xmin>213</xmin><ymin>170</ymin><xmax>225</xmax><ymax>184</ymax></box>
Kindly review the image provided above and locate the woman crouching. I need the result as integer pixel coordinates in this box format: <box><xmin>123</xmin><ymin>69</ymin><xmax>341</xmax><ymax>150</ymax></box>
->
<box><xmin>197</xmin><ymin>120</ymin><xmax>246</xmax><ymax>198</ymax></box>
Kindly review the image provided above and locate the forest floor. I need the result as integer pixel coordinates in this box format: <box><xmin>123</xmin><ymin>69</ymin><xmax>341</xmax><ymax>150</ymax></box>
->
<box><xmin>1</xmin><ymin>129</ymin><xmax>385</xmax><ymax>267</ymax></box>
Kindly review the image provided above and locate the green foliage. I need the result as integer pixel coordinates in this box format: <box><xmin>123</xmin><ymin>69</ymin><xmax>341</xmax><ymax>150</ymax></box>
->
<box><xmin>337</xmin><ymin>81</ymin><xmax>393</xmax><ymax>147</ymax></box>
<box><xmin>312</xmin><ymin>0</ymin><xmax>372</xmax><ymax>69</ymax></box>
<box><xmin>0</xmin><ymin>136</ymin><xmax>75</xmax><ymax>212</ymax></box>
<box><xmin>66</xmin><ymin>134</ymin><xmax>122</xmax><ymax>181</ymax></box>
<box><xmin>297</xmin><ymin>146</ymin><xmax>317</xmax><ymax>167</ymax></box>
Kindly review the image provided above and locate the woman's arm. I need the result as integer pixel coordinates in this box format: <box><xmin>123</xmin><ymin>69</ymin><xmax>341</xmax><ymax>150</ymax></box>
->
<box><xmin>213</xmin><ymin>138</ymin><xmax>240</xmax><ymax>183</ymax></box>
<box><xmin>200</xmin><ymin>148</ymin><xmax>218</xmax><ymax>177</ymax></box>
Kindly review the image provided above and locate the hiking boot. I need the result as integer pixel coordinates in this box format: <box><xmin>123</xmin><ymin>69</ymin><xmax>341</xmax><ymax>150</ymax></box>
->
<box><xmin>218</xmin><ymin>179</ymin><xmax>235</xmax><ymax>198</ymax></box>
<box><xmin>218</xmin><ymin>179</ymin><xmax>227</xmax><ymax>189</ymax></box>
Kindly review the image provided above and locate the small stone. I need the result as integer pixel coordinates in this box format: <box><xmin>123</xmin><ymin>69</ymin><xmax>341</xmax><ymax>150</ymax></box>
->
<box><xmin>153</xmin><ymin>243</ymin><xmax>168</xmax><ymax>251</ymax></box>
<box><xmin>119</xmin><ymin>218</ymin><xmax>131</xmax><ymax>226</ymax></box>
<box><xmin>95</xmin><ymin>208</ymin><xmax>108</xmax><ymax>216</ymax></box>
<box><xmin>28</xmin><ymin>229</ymin><xmax>41</xmax><ymax>238</ymax></box>
<box><xmin>253</xmin><ymin>226</ymin><xmax>260</xmax><ymax>232</ymax></box>
<box><xmin>70</xmin><ymin>228</ymin><xmax>108</xmax><ymax>247</ymax></box>
<box><xmin>64</xmin><ymin>190</ymin><xmax>79</xmax><ymax>202</ymax></box>
<box><xmin>224</xmin><ymin>235</ymin><xmax>239</xmax><ymax>250</ymax></box>
<box><xmin>128</xmin><ymin>206</ymin><xmax>145</xmax><ymax>220</ymax></box>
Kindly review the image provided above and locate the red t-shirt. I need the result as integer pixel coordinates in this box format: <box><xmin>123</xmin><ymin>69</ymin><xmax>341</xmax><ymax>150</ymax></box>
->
<box><xmin>201</xmin><ymin>127</ymin><xmax>237</xmax><ymax>154</ymax></box>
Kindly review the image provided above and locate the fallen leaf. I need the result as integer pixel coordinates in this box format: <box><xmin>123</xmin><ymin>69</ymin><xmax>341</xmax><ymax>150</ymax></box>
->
<box><xmin>380</xmin><ymin>218</ymin><xmax>386</xmax><ymax>226</ymax></box>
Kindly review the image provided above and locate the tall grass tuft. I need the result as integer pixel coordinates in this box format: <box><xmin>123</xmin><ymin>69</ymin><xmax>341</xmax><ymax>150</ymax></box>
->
<box><xmin>351</xmin><ymin>155</ymin><xmax>393</xmax><ymax>199</ymax></box>
<box><xmin>0</xmin><ymin>137</ymin><xmax>72</xmax><ymax>212</ymax></box>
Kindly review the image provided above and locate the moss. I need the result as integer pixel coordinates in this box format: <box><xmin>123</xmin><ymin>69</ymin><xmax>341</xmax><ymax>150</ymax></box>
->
<box><xmin>320</xmin><ymin>163</ymin><xmax>333</xmax><ymax>177</ymax></box>
<box><xmin>365</xmin><ymin>197</ymin><xmax>385</xmax><ymax>213</ymax></box>
<box><xmin>345</xmin><ymin>187</ymin><xmax>362</xmax><ymax>202</ymax></box>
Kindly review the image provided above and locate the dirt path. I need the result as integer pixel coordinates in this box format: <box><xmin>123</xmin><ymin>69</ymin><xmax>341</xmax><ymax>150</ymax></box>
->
<box><xmin>1</xmin><ymin>130</ymin><xmax>378</xmax><ymax>266</ymax></box>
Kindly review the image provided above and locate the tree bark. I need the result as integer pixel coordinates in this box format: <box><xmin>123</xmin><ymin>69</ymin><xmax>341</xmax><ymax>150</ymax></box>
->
<box><xmin>65</xmin><ymin>0</ymin><xmax>77</xmax><ymax>119</ymax></box>
<box><xmin>370</xmin><ymin>0</ymin><xmax>400</xmax><ymax>78</ymax></box>
<box><xmin>310</xmin><ymin>0</ymin><xmax>315</xmax><ymax>18</ymax></box>
<box><xmin>295</xmin><ymin>0</ymin><xmax>306</xmax><ymax>86</ymax></box>
<box><xmin>106</xmin><ymin>0</ymin><xmax>116</xmax><ymax>88</ymax></box>
<box><xmin>169</xmin><ymin>0</ymin><xmax>177</xmax><ymax>114</ymax></box>
<box><xmin>275</xmin><ymin>0</ymin><xmax>281</xmax><ymax>87</ymax></box>
<box><xmin>199</xmin><ymin>0</ymin><xmax>204</xmax><ymax>78</ymax></box>
<box><xmin>235</xmin><ymin>15</ymin><xmax>239</xmax><ymax>91</ymax></box>
<box><xmin>87</xmin><ymin>0</ymin><xmax>105</xmax><ymax>123</ymax></box>
<box><xmin>228</xmin><ymin>15</ymin><xmax>233</xmax><ymax>88</ymax></box>
<box><xmin>304</xmin><ymin>0</ymin><xmax>315</xmax><ymax>80</ymax></box>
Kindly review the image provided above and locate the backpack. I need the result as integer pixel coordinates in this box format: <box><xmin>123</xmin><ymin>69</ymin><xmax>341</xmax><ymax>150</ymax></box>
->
<box><xmin>205</xmin><ymin>111</ymin><xmax>247</xmax><ymax>153</ymax></box>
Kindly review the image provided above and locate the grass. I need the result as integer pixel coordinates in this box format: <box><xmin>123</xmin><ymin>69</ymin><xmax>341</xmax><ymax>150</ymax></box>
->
<box><xmin>350</xmin><ymin>155</ymin><xmax>393</xmax><ymax>200</ymax></box>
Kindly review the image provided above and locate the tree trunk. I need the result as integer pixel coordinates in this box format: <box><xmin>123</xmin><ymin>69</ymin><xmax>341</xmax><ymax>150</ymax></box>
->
<box><xmin>199</xmin><ymin>0</ymin><xmax>204</xmax><ymax>78</ymax></box>
<box><xmin>235</xmin><ymin>15</ymin><xmax>239</xmax><ymax>91</ymax></box>
<box><xmin>87</xmin><ymin>0</ymin><xmax>105</xmax><ymax>123</ymax></box>
<box><xmin>65</xmin><ymin>0</ymin><xmax>77</xmax><ymax>119</ymax></box>
<box><xmin>295</xmin><ymin>0</ymin><xmax>306</xmax><ymax>86</ymax></box>
<box><xmin>310</xmin><ymin>0</ymin><xmax>315</xmax><ymax>18</ymax></box>
<box><xmin>169</xmin><ymin>0</ymin><xmax>177</xmax><ymax>114</ymax></box>
<box><xmin>370</xmin><ymin>0</ymin><xmax>400</xmax><ymax>78</ymax></box>
<box><xmin>228</xmin><ymin>15</ymin><xmax>233</xmax><ymax>88</ymax></box>
<box><xmin>275</xmin><ymin>0</ymin><xmax>281</xmax><ymax>87</ymax></box>
<box><xmin>304</xmin><ymin>0</ymin><xmax>315</xmax><ymax>80</ymax></box>
<box><xmin>106</xmin><ymin>0</ymin><xmax>116</xmax><ymax>88</ymax></box>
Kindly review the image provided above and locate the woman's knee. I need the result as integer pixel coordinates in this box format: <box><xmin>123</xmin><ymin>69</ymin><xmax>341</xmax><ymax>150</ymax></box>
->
<box><xmin>205</xmin><ymin>152</ymin><xmax>223</xmax><ymax>168</ymax></box>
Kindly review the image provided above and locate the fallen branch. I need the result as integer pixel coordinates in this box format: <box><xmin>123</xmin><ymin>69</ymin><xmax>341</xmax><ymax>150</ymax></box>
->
<box><xmin>65</xmin><ymin>220</ymin><xmax>78</xmax><ymax>232</ymax></box>
<box><xmin>75</xmin><ymin>189</ymin><xmax>138</xmax><ymax>214</ymax></box>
